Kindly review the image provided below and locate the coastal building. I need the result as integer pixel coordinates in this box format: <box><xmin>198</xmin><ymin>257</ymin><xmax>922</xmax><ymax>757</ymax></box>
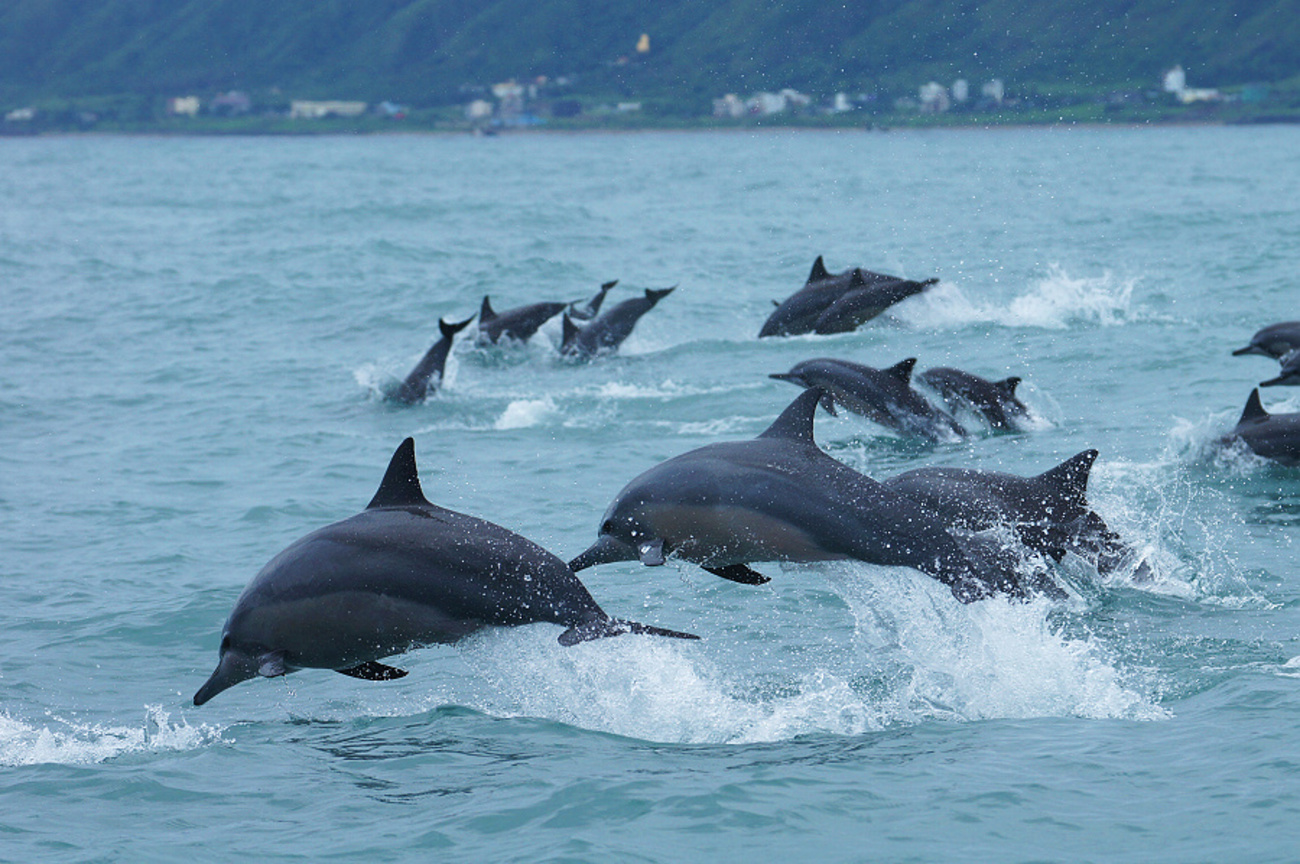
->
<box><xmin>289</xmin><ymin>100</ymin><xmax>367</xmax><ymax>119</ymax></box>
<box><xmin>919</xmin><ymin>82</ymin><xmax>950</xmax><ymax>112</ymax></box>
<box><xmin>168</xmin><ymin>96</ymin><xmax>200</xmax><ymax>117</ymax></box>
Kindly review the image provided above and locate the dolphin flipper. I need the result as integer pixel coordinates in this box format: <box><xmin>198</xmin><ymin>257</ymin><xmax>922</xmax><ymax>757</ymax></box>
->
<box><xmin>703</xmin><ymin>564</ymin><xmax>771</xmax><ymax>585</ymax></box>
<box><xmin>337</xmin><ymin>661</ymin><xmax>409</xmax><ymax>680</ymax></box>
<box><xmin>558</xmin><ymin>618</ymin><xmax>700</xmax><ymax>646</ymax></box>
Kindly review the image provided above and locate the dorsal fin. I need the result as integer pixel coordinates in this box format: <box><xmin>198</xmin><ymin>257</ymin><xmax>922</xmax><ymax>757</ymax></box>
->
<box><xmin>886</xmin><ymin>357</ymin><xmax>917</xmax><ymax>383</ymax></box>
<box><xmin>1036</xmin><ymin>449</ymin><xmax>1098</xmax><ymax>506</ymax></box>
<box><xmin>997</xmin><ymin>376</ymin><xmax>1022</xmax><ymax>398</ymax></box>
<box><xmin>366</xmin><ymin>438</ymin><xmax>432</xmax><ymax>509</ymax></box>
<box><xmin>439</xmin><ymin>315</ymin><xmax>475</xmax><ymax>340</ymax></box>
<box><xmin>479</xmin><ymin>296</ymin><xmax>496</xmax><ymax>322</ymax></box>
<box><xmin>808</xmin><ymin>256</ymin><xmax>830</xmax><ymax>283</ymax></box>
<box><xmin>1239</xmin><ymin>388</ymin><xmax>1269</xmax><ymax>424</ymax></box>
<box><xmin>758</xmin><ymin>388</ymin><xmax>821</xmax><ymax>443</ymax></box>
<box><xmin>645</xmin><ymin>285</ymin><xmax>676</xmax><ymax>305</ymax></box>
<box><xmin>561</xmin><ymin>313</ymin><xmax>579</xmax><ymax>349</ymax></box>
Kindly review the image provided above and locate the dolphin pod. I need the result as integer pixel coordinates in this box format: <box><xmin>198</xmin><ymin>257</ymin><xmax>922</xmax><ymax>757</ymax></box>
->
<box><xmin>759</xmin><ymin>256</ymin><xmax>937</xmax><ymax>338</ymax></box>
<box><xmin>194</xmin><ymin>438</ymin><xmax>698</xmax><ymax>705</ymax></box>
<box><xmin>389</xmin><ymin>316</ymin><xmax>475</xmax><ymax>404</ymax></box>
<box><xmin>771</xmin><ymin>357</ymin><xmax>966</xmax><ymax>442</ymax></box>
<box><xmin>561</xmin><ymin>286</ymin><xmax>676</xmax><ymax>359</ymax></box>
<box><xmin>881</xmin><ymin>450</ymin><xmax>1148</xmax><ymax>579</ymax></box>
<box><xmin>568</xmin><ymin>388</ymin><xmax>1055</xmax><ymax>603</ymax></box>
<box><xmin>1223</xmin><ymin>389</ymin><xmax>1300</xmax><ymax>466</ymax></box>
<box><xmin>918</xmin><ymin>367</ymin><xmax>1030</xmax><ymax>431</ymax></box>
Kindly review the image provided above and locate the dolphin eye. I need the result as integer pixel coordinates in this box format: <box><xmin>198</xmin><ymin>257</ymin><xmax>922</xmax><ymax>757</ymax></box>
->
<box><xmin>601</xmin><ymin>519</ymin><xmax>615</xmax><ymax>534</ymax></box>
<box><xmin>220</xmin><ymin>635</ymin><xmax>231</xmax><ymax>653</ymax></box>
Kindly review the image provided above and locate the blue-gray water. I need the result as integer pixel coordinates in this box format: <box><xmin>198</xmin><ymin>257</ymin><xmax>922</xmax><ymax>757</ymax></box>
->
<box><xmin>2</xmin><ymin>126</ymin><xmax>1298</xmax><ymax>862</ymax></box>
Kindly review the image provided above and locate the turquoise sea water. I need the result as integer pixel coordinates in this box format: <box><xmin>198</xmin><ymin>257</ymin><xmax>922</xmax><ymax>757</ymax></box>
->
<box><xmin>2</xmin><ymin>126</ymin><xmax>1299</xmax><ymax>862</ymax></box>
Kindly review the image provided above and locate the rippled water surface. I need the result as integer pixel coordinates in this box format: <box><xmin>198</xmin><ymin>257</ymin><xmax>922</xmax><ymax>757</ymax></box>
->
<box><xmin>2</xmin><ymin>126</ymin><xmax>1299</xmax><ymax>862</ymax></box>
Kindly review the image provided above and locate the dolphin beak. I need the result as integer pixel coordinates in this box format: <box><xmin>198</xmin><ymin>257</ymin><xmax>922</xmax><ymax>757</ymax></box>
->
<box><xmin>568</xmin><ymin>534</ymin><xmax>637</xmax><ymax>571</ymax></box>
<box><xmin>1231</xmin><ymin>345</ymin><xmax>1259</xmax><ymax>356</ymax></box>
<box><xmin>193</xmin><ymin>651</ymin><xmax>257</xmax><ymax>706</ymax></box>
<box><xmin>769</xmin><ymin>372</ymin><xmax>804</xmax><ymax>385</ymax></box>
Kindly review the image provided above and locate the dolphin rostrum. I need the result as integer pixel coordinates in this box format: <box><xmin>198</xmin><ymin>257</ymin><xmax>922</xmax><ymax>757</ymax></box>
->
<box><xmin>881</xmin><ymin>450</ymin><xmax>1148</xmax><ymax>579</ymax></box>
<box><xmin>390</xmin><ymin>315</ymin><xmax>475</xmax><ymax>403</ymax></box>
<box><xmin>560</xmin><ymin>286</ymin><xmax>676</xmax><ymax>359</ymax></box>
<box><xmin>771</xmin><ymin>357</ymin><xmax>966</xmax><ymax>442</ymax></box>
<box><xmin>569</xmin><ymin>388</ymin><xmax>1051</xmax><ymax>603</ymax></box>
<box><xmin>194</xmin><ymin>438</ymin><xmax>697</xmax><ymax>705</ymax></box>
<box><xmin>918</xmin><ymin>366</ymin><xmax>1030</xmax><ymax>431</ymax></box>
<box><xmin>1232</xmin><ymin>322</ymin><xmax>1300</xmax><ymax>359</ymax></box>
<box><xmin>1260</xmin><ymin>350</ymin><xmax>1300</xmax><ymax>388</ymax></box>
<box><xmin>1222</xmin><ymin>389</ymin><xmax>1300</xmax><ymax>466</ymax></box>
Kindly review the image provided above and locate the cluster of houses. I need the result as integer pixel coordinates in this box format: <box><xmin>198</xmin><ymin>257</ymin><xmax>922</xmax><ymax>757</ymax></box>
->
<box><xmin>166</xmin><ymin>92</ymin><xmax>410</xmax><ymax>120</ymax></box>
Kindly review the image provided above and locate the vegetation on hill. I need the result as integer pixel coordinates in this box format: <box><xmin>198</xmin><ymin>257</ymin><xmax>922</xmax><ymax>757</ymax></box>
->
<box><xmin>2</xmin><ymin>0</ymin><xmax>1298</xmax><ymax>129</ymax></box>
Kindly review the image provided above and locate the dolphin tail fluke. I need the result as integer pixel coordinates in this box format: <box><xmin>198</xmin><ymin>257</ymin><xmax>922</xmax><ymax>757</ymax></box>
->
<box><xmin>919</xmin><ymin>277</ymin><xmax>940</xmax><ymax>288</ymax></box>
<box><xmin>644</xmin><ymin>285</ymin><xmax>677</xmax><ymax>305</ymax></box>
<box><xmin>1239</xmin><ymin>388</ymin><xmax>1269</xmax><ymax>423</ymax></box>
<box><xmin>557</xmin><ymin>618</ymin><xmax>700</xmax><ymax>646</ymax></box>
<box><xmin>600</xmin><ymin>279</ymin><xmax>618</xmax><ymax>291</ymax></box>
<box><xmin>440</xmin><ymin>314</ymin><xmax>476</xmax><ymax>340</ymax></box>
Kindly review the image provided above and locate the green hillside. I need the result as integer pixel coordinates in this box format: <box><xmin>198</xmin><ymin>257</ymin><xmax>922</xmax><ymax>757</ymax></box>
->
<box><xmin>2</xmin><ymin>0</ymin><xmax>1298</xmax><ymax>120</ymax></box>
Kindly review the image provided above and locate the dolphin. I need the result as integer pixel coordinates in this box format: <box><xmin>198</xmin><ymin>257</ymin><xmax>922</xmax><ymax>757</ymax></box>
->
<box><xmin>758</xmin><ymin>256</ymin><xmax>937</xmax><ymax>338</ymax></box>
<box><xmin>194</xmin><ymin>438</ymin><xmax>697</xmax><ymax>706</ymax></box>
<box><xmin>567</xmin><ymin>280</ymin><xmax>618</xmax><ymax>321</ymax></box>
<box><xmin>810</xmin><ymin>276</ymin><xmax>939</xmax><ymax>335</ymax></box>
<box><xmin>476</xmin><ymin>296</ymin><xmax>567</xmax><ymax>345</ymax></box>
<box><xmin>568</xmin><ymin>388</ymin><xmax>1053</xmax><ymax>603</ymax></box>
<box><xmin>1260</xmin><ymin>350</ymin><xmax>1300</xmax><ymax>388</ymax></box>
<box><xmin>918</xmin><ymin>367</ymin><xmax>1029</xmax><ymax>431</ymax></box>
<box><xmin>771</xmin><ymin>357</ymin><xmax>966</xmax><ymax>442</ymax></box>
<box><xmin>560</xmin><ymin>286</ymin><xmax>676</xmax><ymax>359</ymax></box>
<box><xmin>390</xmin><ymin>315</ymin><xmax>475</xmax><ymax>404</ymax></box>
<box><xmin>1232</xmin><ymin>322</ymin><xmax>1300</xmax><ymax>359</ymax></box>
<box><xmin>1222</xmin><ymin>389</ymin><xmax>1300</xmax><ymax>465</ymax></box>
<box><xmin>881</xmin><ymin>451</ymin><xmax>1148</xmax><ymax>579</ymax></box>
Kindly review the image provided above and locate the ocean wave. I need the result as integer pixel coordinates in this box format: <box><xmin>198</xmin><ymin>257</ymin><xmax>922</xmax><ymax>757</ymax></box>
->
<box><xmin>0</xmin><ymin>705</ymin><xmax>224</xmax><ymax>767</ymax></box>
<box><xmin>898</xmin><ymin>265</ymin><xmax>1143</xmax><ymax>330</ymax></box>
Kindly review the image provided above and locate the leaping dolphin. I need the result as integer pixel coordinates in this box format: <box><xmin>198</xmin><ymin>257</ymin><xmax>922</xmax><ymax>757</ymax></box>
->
<box><xmin>918</xmin><ymin>366</ymin><xmax>1029</xmax><ymax>431</ymax></box>
<box><xmin>1260</xmin><ymin>350</ymin><xmax>1300</xmax><ymax>388</ymax></box>
<box><xmin>194</xmin><ymin>438</ymin><xmax>697</xmax><ymax>706</ymax></box>
<box><xmin>560</xmin><ymin>286</ymin><xmax>676</xmax><ymax>359</ymax></box>
<box><xmin>1222</xmin><ymin>389</ymin><xmax>1300</xmax><ymax>465</ymax></box>
<box><xmin>569</xmin><ymin>388</ymin><xmax>1051</xmax><ymax>603</ymax></box>
<box><xmin>771</xmin><ymin>357</ymin><xmax>966</xmax><ymax>442</ymax></box>
<box><xmin>477</xmin><ymin>296</ymin><xmax>567</xmax><ymax>345</ymax></box>
<box><xmin>881</xmin><ymin>451</ymin><xmax>1148</xmax><ymax>579</ymax></box>
<box><xmin>1232</xmin><ymin>322</ymin><xmax>1300</xmax><ymax>359</ymax></box>
<box><xmin>758</xmin><ymin>256</ymin><xmax>938</xmax><ymax>338</ymax></box>
<box><xmin>390</xmin><ymin>316</ymin><xmax>474</xmax><ymax>403</ymax></box>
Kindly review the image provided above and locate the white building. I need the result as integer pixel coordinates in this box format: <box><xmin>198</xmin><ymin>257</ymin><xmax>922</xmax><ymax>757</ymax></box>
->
<box><xmin>1163</xmin><ymin>65</ymin><xmax>1187</xmax><ymax>94</ymax></box>
<box><xmin>919</xmin><ymin>82</ymin><xmax>950</xmax><ymax>112</ymax></box>
<box><xmin>289</xmin><ymin>101</ymin><xmax>367</xmax><ymax>119</ymax></box>
<box><xmin>952</xmin><ymin>79</ymin><xmax>969</xmax><ymax>103</ymax></box>
<box><xmin>168</xmin><ymin>96</ymin><xmax>200</xmax><ymax>116</ymax></box>
<box><xmin>981</xmin><ymin>79</ymin><xmax>1005</xmax><ymax>105</ymax></box>
<box><xmin>713</xmin><ymin>94</ymin><xmax>745</xmax><ymax>118</ymax></box>
<box><xmin>465</xmin><ymin>99</ymin><xmax>494</xmax><ymax>121</ymax></box>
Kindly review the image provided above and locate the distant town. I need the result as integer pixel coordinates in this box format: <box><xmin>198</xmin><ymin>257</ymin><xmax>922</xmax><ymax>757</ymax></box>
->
<box><xmin>1</xmin><ymin>32</ymin><xmax>1291</xmax><ymax>136</ymax></box>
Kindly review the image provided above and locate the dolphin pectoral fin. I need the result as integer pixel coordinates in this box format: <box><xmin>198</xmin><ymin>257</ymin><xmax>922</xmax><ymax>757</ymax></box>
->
<box><xmin>558</xmin><ymin>618</ymin><xmax>700</xmax><ymax>646</ymax></box>
<box><xmin>337</xmin><ymin>661</ymin><xmax>409</xmax><ymax>681</ymax></box>
<box><xmin>258</xmin><ymin>651</ymin><xmax>288</xmax><ymax>678</ymax></box>
<box><xmin>638</xmin><ymin>538</ymin><xmax>666</xmax><ymax>566</ymax></box>
<box><xmin>703</xmin><ymin>564</ymin><xmax>771</xmax><ymax>585</ymax></box>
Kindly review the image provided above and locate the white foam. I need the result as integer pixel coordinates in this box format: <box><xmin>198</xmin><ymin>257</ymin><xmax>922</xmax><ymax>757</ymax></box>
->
<box><xmin>493</xmin><ymin>397</ymin><xmax>557</xmax><ymax>430</ymax></box>
<box><xmin>0</xmin><ymin>705</ymin><xmax>225</xmax><ymax>767</ymax></box>
<box><xmin>898</xmin><ymin>265</ymin><xmax>1140</xmax><ymax>330</ymax></box>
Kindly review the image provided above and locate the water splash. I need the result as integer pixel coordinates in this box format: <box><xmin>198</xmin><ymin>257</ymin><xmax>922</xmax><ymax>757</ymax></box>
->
<box><xmin>494</xmin><ymin>397</ymin><xmax>558</xmax><ymax>429</ymax></box>
<box><xmin>898</xmin><ymin>265</ymin><xmax>1140</xmax><ymax>330</ymax></box>
<box><xmin>0</xmin><ymin>705</ymin><xmax>225</xmax><ymax>767</ymax></box>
